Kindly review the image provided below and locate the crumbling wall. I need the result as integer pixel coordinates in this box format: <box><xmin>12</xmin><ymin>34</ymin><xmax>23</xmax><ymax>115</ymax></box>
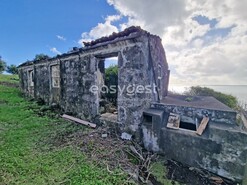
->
<box><xmin>149</xmin><ymin>35</ymin><xmax>170</xmax><ymax>99</ymax></box>
<box><xmin>19</xmin><ymin>66</ymin><xmax>34</xmax><ymax>97</ymax></box>
<box><xmin>49</xmin><ymin>60</ymin><xmax>61</xmax><ymax>104</ymax></box>
<box><xmin>34</xmin><ymin>62</ymin><xmax>50</xmax><ymax>103</ymax></box>
<box><xmin>60</xmin><ymin>54</ymin><xmax>98</xmax><ymax>120</ymax></box>
<box><xmin>159</xmin><ymin>124</ymin><xmax>247</xmax><ymax>182</ymax></box>
<box><xmin>142</xmin><ymin>105</ymin><xmax>247</xmax><ymax>182</ymax></box>
<box><xmin>18</xmin><ymin>26</ymin><xmax>170</xmax><ymax>135</ymax></box>
<box><xmin>151</xmin><ymin>103</ymin><xmax>237</xmax><ymax>125</ymax></box>
<box><xmin>117</xmin><ymin>35</ymin><xmax>158</xmax><ymax>133</ymax></box>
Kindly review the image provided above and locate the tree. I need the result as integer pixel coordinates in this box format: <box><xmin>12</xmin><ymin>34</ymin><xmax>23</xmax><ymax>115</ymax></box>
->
<box><xmin>34</xmin><ymin>54</ymin><xmax>50</xmax><ymax>61</ymax></box>
<box><xmin>0</xmin><ymin>56</ymin><xmax>7</xmax><ymax>74</ymax></box>
<box><xmin>6</xmin><ymin>64</ymin><xmax>18</xmax><ymax>74</ymax></box>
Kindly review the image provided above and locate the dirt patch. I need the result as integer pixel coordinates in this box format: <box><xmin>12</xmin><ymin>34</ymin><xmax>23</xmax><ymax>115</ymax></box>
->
<box><xmin>51</xmin><ymin>126</ymin><xmax>140</xmax><ymax>180</ymax></box>
<box><xmin>43</xmin><ymin>121</ymin><xmax>164</xmax><ymax>184</ymax></box>
<box><xmin>165</xmin><ymin>160</ymin><xmax>237</xmax><ymax>185</ymax></box>
<box><xmin>32</xmin><ymin>106</ymin><xmax>239</xmax><ymax>185</ymax></box>
<box><xmin>47</xmin><ymin>124</ymin><xmax>238</xmax><ymax>185</ymax></box>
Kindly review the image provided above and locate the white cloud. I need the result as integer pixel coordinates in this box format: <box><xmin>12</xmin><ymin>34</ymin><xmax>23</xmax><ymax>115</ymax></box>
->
<box><xmin>192</xmin><ymin>38</ymin><xmax>204</xmax><ymax>48</ymax></box>
<box><xmin>78</xmin><ymin>15</ymin><xmax>120</xmax><ymax>46</ymax></box>
<box><xmin>107</xmin><ymin>0</ymin><xmax>191</xmax><ymax>35</ymax></box>
<box><xmin>50</xmin><ymin>47</ymin><xmax>61</xmax><ymax>55</ymax></box>
<box><xmin>56</xmin><ymin>35</ymin><xmax>66</xmax><ymax>41</ymax></box>
<box><xmin>105</xmin><ymin>0</ymin><xmax>247</xmax><ymax>85</ymax></box>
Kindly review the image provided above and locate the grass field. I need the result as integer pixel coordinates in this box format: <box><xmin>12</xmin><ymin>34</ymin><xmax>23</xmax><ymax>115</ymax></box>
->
<box><xmin>0</xmin><ymin>74</ymin><xmax>19</xmax><ymax>83</ymax></box>
<box><xmin>0</xmin><ymin>75</ymin><xmax>240</xmax><ymax>185</ymax></box>
<box><xmin>0</xmin><ymin>75</ymin><xmax>129</xmax><ymax>185</ymax></box>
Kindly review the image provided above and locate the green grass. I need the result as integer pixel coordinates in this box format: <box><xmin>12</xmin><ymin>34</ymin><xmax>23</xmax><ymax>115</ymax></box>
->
<box><xmin>0</xmin><ymin>74</ymin><xmax>19</xmax><ymax>83</ymax></box>
<box><xmin>0</xmin><ymin>77</ymin><xmax>129</xmax><ymax>184</ymax></box>
<box><xmin>150</xmin><ymin>162</ymin><xmax>180</xmax><ymax>185</ymax></box>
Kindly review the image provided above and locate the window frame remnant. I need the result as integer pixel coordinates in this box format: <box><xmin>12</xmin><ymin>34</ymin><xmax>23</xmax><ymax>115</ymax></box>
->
<box><xmin>28</xmin><ymin>70</ymin><xmax>34</xmax><ymax>87</ymax></box>
<box><xmin>51</xmin><ymin>65</ymin><xmax>60</xmax><ymax>88</ymax></box>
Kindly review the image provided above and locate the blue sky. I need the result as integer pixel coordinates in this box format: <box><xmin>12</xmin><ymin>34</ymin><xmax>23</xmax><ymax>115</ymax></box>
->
<box><xmin>0</xmin><ymin>0</ymin><xmax>117</xmax><ymax>65</ymax></box>
<box><xmin>0</xmin><ymin>0</ymin><xmax>229</xmax><ymax>65</ymax></box>
<box><xmin>0</xmin><ymin>0</ymin><xmax>246</xmax><ymax>85</ymax></box>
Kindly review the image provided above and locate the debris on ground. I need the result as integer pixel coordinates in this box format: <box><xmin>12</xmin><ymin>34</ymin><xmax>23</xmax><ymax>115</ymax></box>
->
<box><xmin>34</xmin><ymin>107</ymin><xmax>238</xmax><ymax>185</ymax></box>
<box><xmin>62</xmin><ymin>114</ymin><xmax>97</xmax><ymax>128</ymax></box>
<box><xmin>166</xmin><ymin>160</ymin><xmax>237</xmax><ymax>185</ymax></box>
<box><xmin>121</xmin><ymin>132</ymin><xmax>132</xmax><ymax>140</ymax></box>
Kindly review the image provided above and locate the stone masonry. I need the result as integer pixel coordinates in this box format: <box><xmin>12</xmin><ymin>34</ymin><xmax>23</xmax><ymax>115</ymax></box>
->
<box><xmin>18</xmin><ymin>26</ymin><xmax>247</xmax><ymax>183</ymax></box>
<box><xmin>18</xmin><ymin>26</ymin><xmax>170</xmax><ymax>135</ymax></box>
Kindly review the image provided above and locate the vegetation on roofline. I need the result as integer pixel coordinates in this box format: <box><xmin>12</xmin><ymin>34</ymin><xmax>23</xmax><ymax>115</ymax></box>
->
<box><xmin>34</xmin><ymin>53</ymin><xmax>50</xmax><ymax>61</ymax></box>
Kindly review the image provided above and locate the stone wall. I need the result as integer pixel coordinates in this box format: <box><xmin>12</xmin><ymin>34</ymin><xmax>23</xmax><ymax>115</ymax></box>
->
<box><xmin>151</xmin><ymin>102</ymin><xmax>237</xmax><ymax>125</ymax></box>
<box><xmin>34</xmin><ymin>62</ymin><xmax>50</xmax><ymax>103</ymax></box>
<box><xmin>19</xmin><ymin>66</ymin><xmax>34</xmax><ymax>97</ymax></box>
<box><xmin>159</xmin><ymin>123</ymin><xmax>247</xmax><ymax>182</ymax></box>
<box><xmin>60</xmin><ymin>54</ymin><xmax>98</xmax><ymax>120</ymax></box>
<box><xmin>149</xmin><ymin>35</ymin><xmax>170</xmax><ymax>99</ymax></box>
<box><xmin>142</xmin><ymin>106</ymin><xmax>247</xmax><ymax>182</ymax></box>
<box><xmin>18</xmin><ymin>26</ymin><xmax>170</xmax><ymax>134</ymax></box>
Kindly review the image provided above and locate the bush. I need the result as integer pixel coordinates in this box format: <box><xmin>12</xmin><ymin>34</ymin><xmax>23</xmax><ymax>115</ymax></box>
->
<box><xmin>184</xmin><ymin>86</ymin><xmax>238</xmax><ymax>109</ymax></box>
<box><xmin>105</xmin><ymin>65</ymin><xmax>118</xmax><ymax>104</ymax></box>
<box><xmin>7</xmin><ymin>64</ymin><xmax>18</xmax><ymax>74</ymax></box>
<box><xmin>34</xmin><ymin>54</ymin><xmax>50</xmax><ymax>60</ymax></box>
<box><xmin>0</xmin><ymin>56</ymin><xmax>6</xmax><ymax>73</ymax></box>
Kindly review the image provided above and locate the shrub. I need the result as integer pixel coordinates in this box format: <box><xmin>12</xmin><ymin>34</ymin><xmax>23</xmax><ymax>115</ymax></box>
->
<box><xmin>6</xmin><ymin>64</ymin><xmax>18</xmax><ymax>74</ymax></box>
<box><xmin>184</xmin><ymin>86</ymin><xmax>238</xmax><ymax>109</ymax></box>
<box><xmin>105</xmin><ymin>65</ymin><xmax>118</xmax><ymax>105</ymax></box>
<box><xmin>0</xmin><ymin>56</ymin><xmax>6</xmax><ymax>73</ymax></box>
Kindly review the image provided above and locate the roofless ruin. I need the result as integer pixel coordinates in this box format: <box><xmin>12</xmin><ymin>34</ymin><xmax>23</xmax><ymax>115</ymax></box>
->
<box><xmin>18</xmin><ymin>26</ymin><xmax>247</xmax><ymax>183</ymax></box>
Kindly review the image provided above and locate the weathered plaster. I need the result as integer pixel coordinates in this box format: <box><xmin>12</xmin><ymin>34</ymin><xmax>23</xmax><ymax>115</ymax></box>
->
<box><xmin>18</xmin><ymin>26</ymin><xmax>170</xmax><ymax>134</ymax></box>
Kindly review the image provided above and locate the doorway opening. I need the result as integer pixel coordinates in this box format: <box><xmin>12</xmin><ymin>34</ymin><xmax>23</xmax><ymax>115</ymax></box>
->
<box><xmin>97</xmin><ymin>56</ymin><xmax>118</xmax><ymax>115</ymax></box>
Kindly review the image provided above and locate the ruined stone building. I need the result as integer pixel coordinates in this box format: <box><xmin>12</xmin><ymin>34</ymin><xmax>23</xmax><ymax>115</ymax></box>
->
<box><xmin>18</xmin><ymin>26</ymin><xmax>170</xmax><ymax>133</ymax></box>
<box><xmin>18</xmin><ymin>26</ymin><xmax>247</xmax><ymax>183</ymax></box>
